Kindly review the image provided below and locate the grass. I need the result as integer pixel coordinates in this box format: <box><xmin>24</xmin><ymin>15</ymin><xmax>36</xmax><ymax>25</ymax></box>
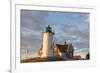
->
<box><xmin>21</xmin><ymin>57</ymin><xmax>66</xmax><ymax>63</ymax></box>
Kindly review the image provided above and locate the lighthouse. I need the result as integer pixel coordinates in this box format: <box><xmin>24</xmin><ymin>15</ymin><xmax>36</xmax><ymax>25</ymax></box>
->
<box><xmin>41</xmin><ymin>25</ymin><xmax>55</xmax><ymax>58</ymax></box>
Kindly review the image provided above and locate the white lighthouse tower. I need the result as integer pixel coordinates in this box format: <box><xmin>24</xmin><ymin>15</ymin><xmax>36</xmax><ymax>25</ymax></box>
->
<box><xmin>41</xmin><ymin>25</ymin><xmax>55</xmax><ymax>58</ymax></box>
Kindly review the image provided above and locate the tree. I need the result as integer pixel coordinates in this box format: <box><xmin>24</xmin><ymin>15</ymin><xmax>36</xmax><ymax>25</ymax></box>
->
<box><xmin>85</xmin><ymin>53</ymin><xmax>90</xmax><ymax>60</ymax></box>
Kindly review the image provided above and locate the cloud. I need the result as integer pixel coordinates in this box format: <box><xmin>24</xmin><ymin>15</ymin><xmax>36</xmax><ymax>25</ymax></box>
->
<box><xmin>74</xmin><ymin>48</ymin><xmax>89</xmax><ymax>58</ymax></box>
<box><xmin>53</xmin><ymin>24</ymin><xmax>89</xmax><ymax>49</ymax></box>
<box><xmin>21</xmin><ymin>29</ymin><xmax>42</xmax><ymax>55</ymax></box>
<box><xmin>21</xmin><ymin>10</ymin><xmax>48</xmax><ymax>31</ymax></box>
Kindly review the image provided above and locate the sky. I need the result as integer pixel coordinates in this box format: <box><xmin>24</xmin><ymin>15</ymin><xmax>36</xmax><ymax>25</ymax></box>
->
<box><xmin>20</xmin><ymin>9</ymin><xmax>90</xmax><ymax>59</ymax></box>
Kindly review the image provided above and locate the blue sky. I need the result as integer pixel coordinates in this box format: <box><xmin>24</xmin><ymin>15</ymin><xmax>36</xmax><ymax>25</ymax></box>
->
<box><xmin>20</xmin><ymin>10</ymin><xmax>90</xmax><ymax>58</ymax></box>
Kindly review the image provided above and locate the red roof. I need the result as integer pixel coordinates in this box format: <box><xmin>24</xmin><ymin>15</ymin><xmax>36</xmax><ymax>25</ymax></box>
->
<box><xmin>56</xmin><ymin>44</ymin><xmax>72</xmax><ymax>52</ymax></box>
<box><xmin>73</xmin><ymin>55</ymin><xmax>81</xmax><ymax>60</ymax></box>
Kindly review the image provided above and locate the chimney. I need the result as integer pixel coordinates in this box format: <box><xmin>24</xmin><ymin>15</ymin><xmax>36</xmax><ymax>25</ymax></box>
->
<box><xmin>64</xmin><ymin>41</ymin><xmax>67</xmax><ymax>45</ymax></box>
